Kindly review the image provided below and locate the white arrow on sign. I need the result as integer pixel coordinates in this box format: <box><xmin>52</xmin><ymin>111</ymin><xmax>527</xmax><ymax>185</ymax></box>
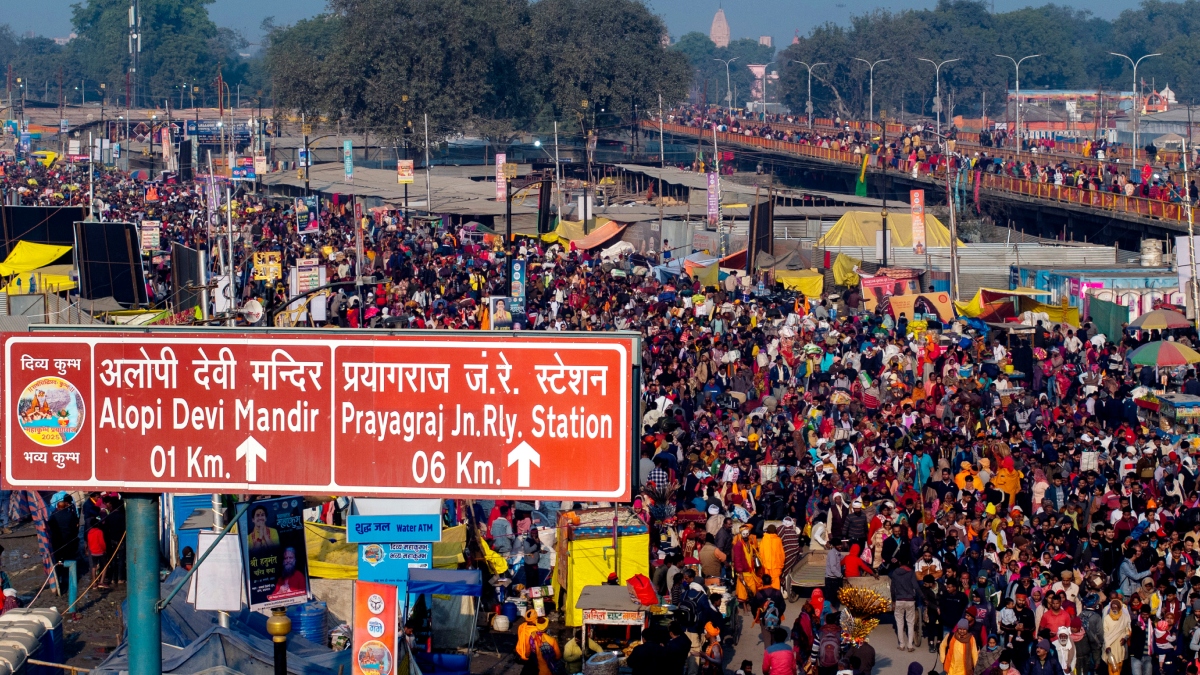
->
<box><xmin>506</xmin><ymin>441</ymin><xmax>541</xmax><ymax>488</ymax></box>
<box><xmin>235</xmin><ymin>436</ymin><xmax>268</xmax><ymax>482</ymax></box>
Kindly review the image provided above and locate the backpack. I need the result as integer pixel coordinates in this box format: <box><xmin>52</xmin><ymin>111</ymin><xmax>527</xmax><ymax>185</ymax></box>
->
<box><xmin>678</xmin><ymin>587</ymin><xmax>704</xmax><ymax>628</ymax></box>
<box><xmin>817</xmin><ymin>628</ymin><xmax>841</xmax><ymax>668</ymax></box>
<box><xmin>761</xmin><ymin>599</ymin><xmax>781</xmax><ymax>631</ymax></box>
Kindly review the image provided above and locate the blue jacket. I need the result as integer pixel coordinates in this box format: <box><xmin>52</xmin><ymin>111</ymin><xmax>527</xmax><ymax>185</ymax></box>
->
<box><xmin>1119</xmin><ymin>559</ymin><xmax>1152</xmax><ymax>597</ymax></box>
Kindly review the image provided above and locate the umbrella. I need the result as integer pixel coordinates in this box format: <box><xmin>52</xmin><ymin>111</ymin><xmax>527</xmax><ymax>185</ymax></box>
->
<box><xmin>1128</xmin><ymin>309</ymin><xmax>1191</xmax><ymax>331</ymax></box>
<box><xmin>1128</xmin><ymin>340</ymin><xmax>1200</xmax><ymax>367</ymax></box>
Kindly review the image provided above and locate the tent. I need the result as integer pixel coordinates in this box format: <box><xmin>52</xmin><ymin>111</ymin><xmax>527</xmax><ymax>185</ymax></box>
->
<box><xmin>408</xmin><ymin>569</ymin><xmax>482</xmax><ymax>673</ymax></box>
<box><xmin>540</xmin><ymin>218</ymin><xmax>626</xmax><ymax>250</ymax></box>
<box><xmin>0</xmin><ymin>241</ymin><xmax>71</xmax><ymax>276</ymax></box>
<box><xmin>774</xmin><ymin>269</ymin><xmax>825</xmax><ymax>298</ymax></box>
<box><xmin>954</xmin><ymin>287</ymin><xmax>1050</xmax><ymax>320</ymax></box>
<box><xmin>554</xmin><ymin>508</ymin><xmax>650</xmax><ymax>627</ymax></box>
<box><xmin>652</xmin><ymin>252</ymin><xmax>718</xmax><ymax>284</ymax></box>
<box><xmin>816</xmin><ymin>211</ymin><xmax>963</xmax><ymax>248</ymax></box>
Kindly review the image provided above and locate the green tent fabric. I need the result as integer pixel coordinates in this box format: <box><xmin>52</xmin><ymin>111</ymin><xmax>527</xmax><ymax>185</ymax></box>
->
<box><xmin>1089</xmin><ymin>297</ymin><xmax>1128</xmax><ymax>343</ymax></box>
<box><xmin>0</xmin><ymin>241</ymin><xmax>72</xmax><ymax>276</ymax></box>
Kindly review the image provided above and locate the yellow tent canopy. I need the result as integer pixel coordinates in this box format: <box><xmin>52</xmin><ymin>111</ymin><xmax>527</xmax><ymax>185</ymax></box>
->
<box><xmin>954</xmin><ymin>287</ymin><xmax>1050</xmax><ymax>318</ymax></box>
<box><xmin>815</xmin><ymin>211</ymin><xmax>964</xmax><ymax>248</ymax></box>
<box><xmin>4</xmin><ymin>272</ymin><xmax>76</xmax><ymax>294</ymax></box>
<box><xmin>0</xmin><ymin>241</ymin><xmax>72</xmax><ymax>276</ymax></box>
<box><xmin>540</xmin><ymin>217</ymin><xmax>615</xmax><ymax>247</ymax></box>
<box><xmin>774</xmin><ymin>269</ymin><xmax>825</xmax><ymax>298</ymax></box>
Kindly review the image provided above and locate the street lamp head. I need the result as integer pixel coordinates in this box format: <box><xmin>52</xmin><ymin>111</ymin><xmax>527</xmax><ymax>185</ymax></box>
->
<box><xmin>534</xmin><ymin>140</ymin><xmax>542</xmax><ymax>147</ymax></box>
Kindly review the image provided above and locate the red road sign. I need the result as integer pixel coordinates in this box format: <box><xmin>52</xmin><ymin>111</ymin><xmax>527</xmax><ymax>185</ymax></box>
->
<box><xmin>3</xmin><ymin>331</ymin><xmax>637</xmax><ymax>501</ymax></box>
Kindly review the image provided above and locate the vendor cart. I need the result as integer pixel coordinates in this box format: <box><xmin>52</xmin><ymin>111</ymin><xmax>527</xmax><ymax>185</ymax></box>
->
<box><xmin>575</xmin><ymin>585</ymin><xmax>648</xmax><ymax>658</ymax></box>
<box><xmin>1158</xmin><ymin>393</ymin><xmax>1200</xmax><ymax>425</ymax></box>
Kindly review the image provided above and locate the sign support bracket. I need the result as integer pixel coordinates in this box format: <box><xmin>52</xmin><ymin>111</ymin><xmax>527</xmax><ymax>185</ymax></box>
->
<box><xmin>157</xmin><ymin>502</ymin><xmax>249</xmax><ymax>611</ymax></box>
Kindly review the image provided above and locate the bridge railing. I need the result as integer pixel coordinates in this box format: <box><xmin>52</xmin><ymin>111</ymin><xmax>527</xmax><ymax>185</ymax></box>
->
<box><xmin>690</xmin><ymin>115</ymin><xmax>1178</xmax><ymax>168</ymax></box>
<box><xmin>649</xmin><ymin>120</ymin><xmax>1191</xmax><ymax>225</ymax></box>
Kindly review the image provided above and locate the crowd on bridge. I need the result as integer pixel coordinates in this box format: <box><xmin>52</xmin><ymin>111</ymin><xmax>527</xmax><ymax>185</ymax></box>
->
<box><xmin>665</xmin><ymin>105</ymin><xmax>1195</xmax><ymax>206</ymax></box>
<box><xmin>7</xmin><ymin>142</ymin><xmax>1200</xmax><ymax>675</ymax></box>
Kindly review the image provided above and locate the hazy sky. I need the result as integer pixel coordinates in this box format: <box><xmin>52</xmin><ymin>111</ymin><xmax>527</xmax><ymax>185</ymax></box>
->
<box><xmin>11</xmin><ymin>0</ymin><xmax>1133</xmax><ymax>50</ymax></box>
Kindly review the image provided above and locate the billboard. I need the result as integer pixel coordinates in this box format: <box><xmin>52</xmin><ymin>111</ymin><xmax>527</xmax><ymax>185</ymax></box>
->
<box><xmin>3</xmin><ymin>331</ymin><xmax>636</xmax><ymax>500</ymax></box>
<box><xmin>185</xmin><ymin>120</ymin><xmax>252</xmax><ymax>143</ymax></box>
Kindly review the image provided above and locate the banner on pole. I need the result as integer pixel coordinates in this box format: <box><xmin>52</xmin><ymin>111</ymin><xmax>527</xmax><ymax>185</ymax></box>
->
<box><xmin>397</xmin><ymin>160</ymin><xmax>414</xmax><ymax>185</ymax></box>
<box><xmin>706</xmin><ymin>173</ymin><xmax>719</xmax><ymax>228</ymax></box>
<box><xmin>495</xmin><ymin>154</ymin><xmax>507</xmax><ymax>202</ymax></box>
<box><xmin>910</xmin><ymin>189</ymin><xmax>926</xmax><ymax>255</ymax></box>
<box><xmin>343</xmin><ymin>140</ymin><xmax>354</xmax><ymax>183</ymax></box>
<box><xmin>352</xmin><ymin>581</ymin><xmax>400</xmax><ymax>675</ymax></box>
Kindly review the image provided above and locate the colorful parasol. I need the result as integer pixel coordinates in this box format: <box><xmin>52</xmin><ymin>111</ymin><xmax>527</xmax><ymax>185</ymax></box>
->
<box><xmin>1127</xmin><ymin>309</ymin><xmax>1191</xmax><ymax>331</ymax></box>
<box><xmin>1128</xmin><ymin>340</ymin><xmax>1200</xmax><ymax>367</ymax></box>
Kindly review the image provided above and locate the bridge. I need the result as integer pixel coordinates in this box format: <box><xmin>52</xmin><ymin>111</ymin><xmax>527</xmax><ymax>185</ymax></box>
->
<box><xmin>646</xmin><ymin>119</ymin><xmax>1194</xmax><ymax>250</ymax></box>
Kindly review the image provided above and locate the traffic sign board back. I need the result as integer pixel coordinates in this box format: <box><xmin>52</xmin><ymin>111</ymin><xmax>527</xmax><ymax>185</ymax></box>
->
<box><xmin>3</xmin><ymin>330</ymin><xmax>636</xmax><ymax>501</ymax></box>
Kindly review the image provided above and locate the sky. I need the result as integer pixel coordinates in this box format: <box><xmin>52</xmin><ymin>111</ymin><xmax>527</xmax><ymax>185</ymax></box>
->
<box><xmin>10</xmin><ymin>0</ymin><xmax>1135</xmax><ymax>50</ymax></box>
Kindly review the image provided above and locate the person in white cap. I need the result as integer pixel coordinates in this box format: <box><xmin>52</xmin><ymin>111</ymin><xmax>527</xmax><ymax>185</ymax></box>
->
<box><xmin>704</xmin><ymin>504</ymin><xmax>724</xmax><ymax>537</ymax></box>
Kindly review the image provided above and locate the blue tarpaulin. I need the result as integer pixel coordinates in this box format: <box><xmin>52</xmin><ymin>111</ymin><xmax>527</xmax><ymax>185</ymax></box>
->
<box><xmin>97</xmin><ymin>568</ymin><xmax>349</xmax><ymax>675</ymax></box>
<box><xmin>407</xmin><ymin>568</ymin><xmax>482</xmax><ymax>596</ymax></box>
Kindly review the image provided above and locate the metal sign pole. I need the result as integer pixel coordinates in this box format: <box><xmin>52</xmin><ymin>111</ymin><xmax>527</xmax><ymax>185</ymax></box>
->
<box><xmin>126</xmin><ymin>494</ymin><xmax>162</xmax><ymax>675</ymax></box>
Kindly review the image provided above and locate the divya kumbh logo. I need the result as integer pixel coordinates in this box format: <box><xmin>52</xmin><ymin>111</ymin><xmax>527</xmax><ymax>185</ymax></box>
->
<box><xmin>17</xmin><ymin>377</ymin><xmax>85</xmax><ymax>447</ymax></box>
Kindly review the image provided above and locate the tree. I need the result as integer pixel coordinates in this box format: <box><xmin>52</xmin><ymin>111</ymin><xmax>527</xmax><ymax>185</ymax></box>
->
<box><xmin>69</xmin><ymin>0</ymin><xmax>222</xmax><ymax>108</ymax></box>
<box><xmin>528</xmin><ymin>0</ymin><xmax>690</xmax><ymax>126</ymax></box>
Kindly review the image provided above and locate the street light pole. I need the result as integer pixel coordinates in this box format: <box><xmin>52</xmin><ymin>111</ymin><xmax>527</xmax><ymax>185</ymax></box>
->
<box><xmin>917</xmin><ymin>57</ymin><xmax>960</xmax><ymax>139</ymax></box>
<box><xmin>713</xmin><ymin>58</ymin><xmax>739</xmax><ymax>113</ymax></box>
<box><xmin>995</xmin><ymin>53</ymin><xmax>1041</xmax><ymax>156</ymax></box>
<box><xmin>760</xmin><ymin>61</ymin><xmax>776</xmax><ymax>114</ymax></box>
<box><xmin>1109</xmin><ymin>51</ymin><xmax>1161</xmax><ymax>166</ymax></box>
<box><xmin>788</xmin><ymin>61</ymin><xmax>827</xmax><ymax>129</ymax></box>
<box><xmin>853</xmin><ymin>58</ymin><xmax>891</xmax><ymax>124</ymax></box>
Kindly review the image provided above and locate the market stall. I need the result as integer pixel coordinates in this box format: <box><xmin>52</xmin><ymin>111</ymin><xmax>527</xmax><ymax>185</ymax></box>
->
<box><xmin>406</xmin><ymin>569</ymin><xmax>482</xmax><ymax>675</ymax></box>
<box><xmin>575</xmin><ymin>585</ymin><xmax>647</xmax><ymax>658</ymax></box>
<box><xmin>554</xmin><ymin>509</ymin><xmax>649</xmax><ymax>627</ymax></box>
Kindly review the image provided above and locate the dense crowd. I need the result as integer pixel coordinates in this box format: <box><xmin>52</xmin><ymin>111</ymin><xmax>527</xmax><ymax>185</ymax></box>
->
<box><xmin>9</xmin><ymin>150</ymin><xmax>1200</xmax><ymax>675</ymax></box>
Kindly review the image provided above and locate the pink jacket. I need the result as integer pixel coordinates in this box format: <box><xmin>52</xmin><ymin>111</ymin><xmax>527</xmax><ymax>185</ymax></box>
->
<box><xmin>763</xmin><ymin>643</ymin><xmax>797</xmax><ymax>675</ymax></box>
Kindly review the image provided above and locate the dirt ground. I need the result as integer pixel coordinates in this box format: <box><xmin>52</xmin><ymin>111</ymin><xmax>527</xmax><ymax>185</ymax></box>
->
<box><xmin>1</xmin><ymin>521</ymin><xmax>127</xmax><ymax>668</ymax></box>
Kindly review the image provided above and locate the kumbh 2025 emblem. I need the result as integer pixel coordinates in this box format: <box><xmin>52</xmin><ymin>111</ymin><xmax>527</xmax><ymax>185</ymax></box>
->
<box><xmin>17</xmin><ymin>377</ymin><xmax>86</xmax><ymax>447</ymax></box>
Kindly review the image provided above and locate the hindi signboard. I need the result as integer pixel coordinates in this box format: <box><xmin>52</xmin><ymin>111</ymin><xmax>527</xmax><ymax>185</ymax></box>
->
<box><xmin>141</xmin><ymin>221</ymin><xmax>162</xmax><ymax>253</ymax></box>
<box><xmin>910</xmin><ymin>190</ymin><xmax>926</xmax><ymax>255</ymax></box>
<box><xmin>495</xmin><ymin>154</ymin><xmax>507</xmax><ymax>202</ymax></box>
<box><xmin>253</xmin><ymin>252</ymin><xmax>283</xmax><ymax>281</ymax></box>
<box><xmin>296</xmin><ymin>258</ymin><xmax>322</xmax><ymax>294</ymax></box>
<box><xmin>2</xmin><ymin>331</ymin><xmax>636</xmax><ymax>500</ymax></box>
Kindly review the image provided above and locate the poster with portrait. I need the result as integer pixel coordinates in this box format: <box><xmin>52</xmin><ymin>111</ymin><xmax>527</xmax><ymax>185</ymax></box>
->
<box><xmin>239</xmin><ymin>496</ymin><xmax>310</xmax><ymax>610</ymax></box>
<box><xmin>489</xmin><ymin>296</ymin><xmax>514</xmax><ymax>330</ymax></box>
